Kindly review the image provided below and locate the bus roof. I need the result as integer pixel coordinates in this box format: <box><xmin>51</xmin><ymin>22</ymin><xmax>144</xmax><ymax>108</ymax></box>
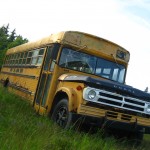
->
<box><xmin>6</xmin><ymin>31</ymin><xmax>65</xmax><ymax>54</ymax></box>
<box><xmin>6</xmin><ymin>31</ymin><xmax>129</xmax><ymax>57</ymax></box>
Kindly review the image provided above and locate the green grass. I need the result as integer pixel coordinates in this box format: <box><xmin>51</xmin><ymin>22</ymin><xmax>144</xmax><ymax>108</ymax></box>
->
<box><xmin>0</xmin><ymin>86</ymin><xmax>150</xmax><ymax>150</ymax></box>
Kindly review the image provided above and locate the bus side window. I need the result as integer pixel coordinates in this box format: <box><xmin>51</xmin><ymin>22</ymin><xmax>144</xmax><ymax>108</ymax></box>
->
<box><xmin>26</xmin><ymin>51</ymin><xmax>32</xmax><ymax>65</ymax></box>
<box><xmin>36</xmin><ymin>48</ymin><xmax>44</xmax><ymax>65</ymax></box>
<box><xmin>22</xmin><ymin>52</ymin><xmax>28</xmax><ymax>65</ymax></box>
<box><xmin>43</xmin><ymin>46</ymin><xmax>53</xmax><ymax>70</ymax></box>
<box><xmin>31</xmin><ymin>50</ymin><xmax>39</xmax><ymax>65</ymax></box>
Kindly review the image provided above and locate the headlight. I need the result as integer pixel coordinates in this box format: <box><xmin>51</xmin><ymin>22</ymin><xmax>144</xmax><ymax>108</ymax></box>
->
<box><xmin>88</xmin><ymin>90</ymin><xmax>96</xmax><ymax>100</ymax></box>
<box><xmin>146</xmin><ymin>104</ymin><xmax>150</xmax><ymax>113</ymax></box>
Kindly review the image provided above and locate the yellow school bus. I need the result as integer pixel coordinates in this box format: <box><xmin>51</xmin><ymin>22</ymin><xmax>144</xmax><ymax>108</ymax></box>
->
<box><xmin>0</xmin><ymin>31</ymin><xmax>150</xmax><ymax>142</ymax></box>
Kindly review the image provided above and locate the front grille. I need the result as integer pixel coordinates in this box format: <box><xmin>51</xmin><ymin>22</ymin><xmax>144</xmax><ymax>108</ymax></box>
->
<box><xmin>98</xmin><ymin>90</ymin><xmax>145</xmax><ymax>113</ymax></box>
<box><xmin>98</xmin><ymin>98</ymin><xmax>122</xmax><ymax>106</ymax></box>
<box><xmin>125</xmin><ymin>98</ymin><xmax>145</xmax><ymax>106</ymax></box>
<box><xmin>100</xmin><ymin>92</ymin><xmax>122</xmax><ymax>100</ymax></box>
<box><xmin>83</xmin><ymin>87</ymin><xmax>148</xmax><ymax>114</ymax></box>
<box><xmin>123</xmin><ymin>104</ymin><xmax>144</xmax><ymax>111</ymax></box>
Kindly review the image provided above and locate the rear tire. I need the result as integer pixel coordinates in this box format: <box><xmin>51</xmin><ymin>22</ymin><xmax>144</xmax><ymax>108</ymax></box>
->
<box><xmin>51</xmin><ymin>98</ymin><xmax>72</xmax><ymax>129</ymax></box>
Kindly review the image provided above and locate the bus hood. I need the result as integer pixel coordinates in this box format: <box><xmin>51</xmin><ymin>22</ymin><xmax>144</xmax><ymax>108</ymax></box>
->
<box><xmin>60</xmin><ymin>74</ymin><xmax>150</xmax><ymax>102</ymax></box>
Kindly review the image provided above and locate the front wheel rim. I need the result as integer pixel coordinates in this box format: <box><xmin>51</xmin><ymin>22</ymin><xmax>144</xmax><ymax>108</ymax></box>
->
<box><xmin>55</xmin><ymin>106</ymin><xmax>68</xmax><ymax>127</ymax></box>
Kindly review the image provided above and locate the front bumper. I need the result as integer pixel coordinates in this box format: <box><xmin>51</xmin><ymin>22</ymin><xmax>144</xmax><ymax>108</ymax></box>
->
<box><xmin>76</xmin><ymin>104</ymin><xmax>150</xmax><ymax>133</ymax></box>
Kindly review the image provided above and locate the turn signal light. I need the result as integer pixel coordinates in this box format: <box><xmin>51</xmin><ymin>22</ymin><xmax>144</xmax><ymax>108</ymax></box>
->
<box><xmin>76</xmin><ymin>85</ymin><xmax>83</xmax><ymax>91</ymax></box>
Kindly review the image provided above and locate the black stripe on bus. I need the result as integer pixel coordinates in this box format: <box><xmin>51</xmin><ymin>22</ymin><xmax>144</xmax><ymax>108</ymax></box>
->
<box><xmin>10</xmin><ymin>84</ymin><xmax>34</xmax><ymax>95</ymax></box>
<box><xmin>2</xmin><ymin>65</ymin><xmax>41</xmax><ymax>68</ymax></box>
<box><xmin>1</xmin><ymin>71</ymin><xmax>36</xmax><ymax>79</ymax></box>
<box><xmin>0</xmin><ymin>80</ymin><xmax>34</xmax><ymax>95</ymax></box>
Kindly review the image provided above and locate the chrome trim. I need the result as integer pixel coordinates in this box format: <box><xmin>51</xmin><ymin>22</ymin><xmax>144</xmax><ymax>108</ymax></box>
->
<box><xmin>83</xmin><ymin>87</ymin><xmax>149</xmax><ymax>115</ymax></box>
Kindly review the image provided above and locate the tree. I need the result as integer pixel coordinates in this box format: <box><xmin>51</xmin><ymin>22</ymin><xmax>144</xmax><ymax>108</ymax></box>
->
<box><xmin>0</xmin><ymin>24</ymin><xmax>28</xmax><ymax>68</ymax></box>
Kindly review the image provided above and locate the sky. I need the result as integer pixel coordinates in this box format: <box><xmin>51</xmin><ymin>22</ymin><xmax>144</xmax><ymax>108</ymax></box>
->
<box><xmin>0</xmin><ymin>0</ymin><xmax>150</xmax><ymax>91</ymax></box>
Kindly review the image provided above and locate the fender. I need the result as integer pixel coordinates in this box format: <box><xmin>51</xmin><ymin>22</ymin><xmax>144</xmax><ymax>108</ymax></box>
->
<box><xmin>55</xmin><ymin>87</ymin><xmax>78</xmax><ymax>112</ymax></box>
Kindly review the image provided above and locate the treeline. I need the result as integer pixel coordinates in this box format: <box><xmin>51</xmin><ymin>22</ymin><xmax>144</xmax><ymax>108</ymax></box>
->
<box><xmin>0</xmin><ymin>24</ymin><xmax>28</xmax><ymax>68</ymax></box>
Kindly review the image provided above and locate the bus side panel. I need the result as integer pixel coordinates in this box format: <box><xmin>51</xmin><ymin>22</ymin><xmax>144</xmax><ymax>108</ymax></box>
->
<box><xmin>0</xmin><ymin>67</ymin><xmax>42</xmax><ymax>102</ymax></box>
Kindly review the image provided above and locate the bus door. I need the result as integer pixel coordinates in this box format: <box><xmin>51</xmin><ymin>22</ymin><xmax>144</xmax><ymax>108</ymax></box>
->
<box><xmin>34</xmin><ymin>44</ymin><xmax>60</xmax><ymax>113</ymax></box>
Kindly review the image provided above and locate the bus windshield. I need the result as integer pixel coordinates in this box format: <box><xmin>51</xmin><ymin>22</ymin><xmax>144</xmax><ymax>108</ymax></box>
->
<box><xmin>59</xmin><ymin>47</ymin><xmax>126</xmax><ymax>83</ymax></box>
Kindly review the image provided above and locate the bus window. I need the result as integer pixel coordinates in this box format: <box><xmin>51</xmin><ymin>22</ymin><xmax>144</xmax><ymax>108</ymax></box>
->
<box><xmin>26</xmin><ymin>51</ymin><xmax>32</xmax><ymax>65</ymax></box>
<box><xmin>22</xmin><ymin>52</ymin><xmax>28</xmax><ymax>65</ymax></box>
<box><xmin>26</xmin><ymin>58</ymin><xmax>31</xmax><ymax>65</ymax></box>
<box><xmin>42</xmin><ymin>74</ymin><xmax>52</xmax><ymax>106</ymax></box>
<box><xmin>32</xmin><ymin>50</ymin><xmax>39</xmax><ymax>65</ymax></box>
<box><xmin>95</xmin><ymin>58</ymin><xmax>125</xmax><ymax>83</ymax></box>
<box><xmin>59</xmin><ymin>47</ymin><xmax>126</xmax><ymax>83</ymax></box>
<box><xmin>37</xmin><ymin>56</ymin><xmax>43</xmax><ymax>65</ymax></box>
<box><xmin>31</xmin><ymin>57</ymin><xmax>37</xmax><ymax>65</ymax></box>
<box><xmin>59</xmin><ymin>48</ymin><xmax>96</xmax><ymax>74</ymax></box>
<box><xmin>18</xmin><ymin>52</ymin><xmax>24</xmax><ymax>65</ymax></box>
<box><xmin>43</xmin><ymin>46</ymin><xmax>52</xmax><ymax>70</ymax></box>
<box><xmin>20</xmin><ymin>52</ymin><xmax>24</xmax><ymax>58</ymax></box>
<box><xmin>37</xmin><ymin>49</ymin><xmax>44</xmax><ymax>65</ymax></box>
<box><xmin>39</xmin><ymin>49</ymin><xmax>44</xmax><ymax>55</ymax></box>
<box><xmin>17</xmin><ymin>53</ymin><xmax>20</xmax><ymax>59</ymax></box>
<box><xmin>30</xmin><ymin>49</ymin><xmax>45</xmax><ymax>65</ymax></box>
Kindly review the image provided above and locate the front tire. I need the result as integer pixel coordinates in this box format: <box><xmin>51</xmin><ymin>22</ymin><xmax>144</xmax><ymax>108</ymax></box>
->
<box><xmin>51</xmin><ymin>98</ymin><xmax>72</xmax><ymax>129</ymax></box>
